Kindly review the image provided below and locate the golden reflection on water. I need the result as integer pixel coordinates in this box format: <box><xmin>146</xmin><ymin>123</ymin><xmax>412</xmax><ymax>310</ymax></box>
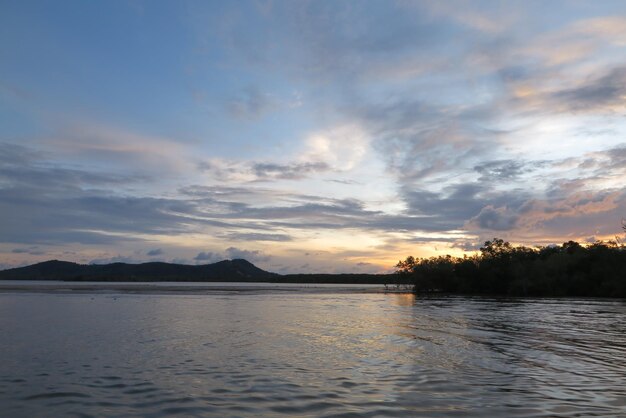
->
<box><xmin>390</xmin><ymin>293</ymin><xmax>416</xmax><ymax>307</ymax></box>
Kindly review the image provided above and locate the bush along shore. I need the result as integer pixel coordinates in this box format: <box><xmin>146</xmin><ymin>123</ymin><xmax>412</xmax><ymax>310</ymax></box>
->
<box><xmin>396</xmin><ymin>238</ymin><xmax>626</xmax><ymax>297</ymax></box>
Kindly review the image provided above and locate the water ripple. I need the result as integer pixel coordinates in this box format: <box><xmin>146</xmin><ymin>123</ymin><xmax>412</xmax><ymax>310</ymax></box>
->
<box><xmin>0</xmin><ymin>293</ymin><xmax>625</xmax><ymax>417</ymax></box>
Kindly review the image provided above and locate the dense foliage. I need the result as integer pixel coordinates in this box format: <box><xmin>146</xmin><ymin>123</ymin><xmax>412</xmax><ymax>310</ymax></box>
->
<box><xmin>396</xmin><ymin>238</ymin><xmax>626</xmax><ymax>297</ymax></box>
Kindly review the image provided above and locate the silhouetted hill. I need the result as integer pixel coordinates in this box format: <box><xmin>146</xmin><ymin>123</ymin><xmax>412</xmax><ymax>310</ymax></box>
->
<box><xmin>0</xmin><ymin>259</ymin><xmax>278</xmax><ymax>282</ymax></box>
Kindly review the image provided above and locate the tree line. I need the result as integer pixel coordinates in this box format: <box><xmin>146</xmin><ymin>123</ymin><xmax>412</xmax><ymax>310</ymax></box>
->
<box><xmin>396</xmin><ymin>235</ymin><xmax>626</xmax><ymax>297</ymax></box>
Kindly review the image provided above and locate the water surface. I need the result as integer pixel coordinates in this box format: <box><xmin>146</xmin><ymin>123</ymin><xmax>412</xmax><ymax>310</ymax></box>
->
<box><xmin>1</xmin><ymin>291</ymin><xmax>625</xmax><ymax>417</ymax></box>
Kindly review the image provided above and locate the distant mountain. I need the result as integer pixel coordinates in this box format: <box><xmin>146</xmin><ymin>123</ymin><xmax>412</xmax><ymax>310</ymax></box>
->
<box><xmin>0</xmin><ymin>259</ymin><xmax>278</xmax><ymax>282</ymax></box>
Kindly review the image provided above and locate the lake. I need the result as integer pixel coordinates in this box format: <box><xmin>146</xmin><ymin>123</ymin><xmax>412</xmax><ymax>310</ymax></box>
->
<box><xmin>0</xmin><ymin>287</ymin><xmax>625</xmax><ymax>417</ymax></box>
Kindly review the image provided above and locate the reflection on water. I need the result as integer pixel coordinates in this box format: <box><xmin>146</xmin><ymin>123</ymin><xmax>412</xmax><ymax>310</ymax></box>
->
<box><xmin>0</xmin><ymin>292</ymin><xmax>625</xmax><ymax>417</ymax></box>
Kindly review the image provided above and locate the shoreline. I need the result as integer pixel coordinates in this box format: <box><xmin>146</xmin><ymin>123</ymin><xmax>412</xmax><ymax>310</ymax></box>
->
<box><xmin>0</xmin><ymin>281</ymin><xmax>406</xmax><ymax>295</ymax></box>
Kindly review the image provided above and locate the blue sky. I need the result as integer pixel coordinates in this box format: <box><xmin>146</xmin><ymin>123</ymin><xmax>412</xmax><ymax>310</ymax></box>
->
<box><xmin>1</xmin><ymin>0</ymin><xmax>626</xmax><ymax>273</ymax></box>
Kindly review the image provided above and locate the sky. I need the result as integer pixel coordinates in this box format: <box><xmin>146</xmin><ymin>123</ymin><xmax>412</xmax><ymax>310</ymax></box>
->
<box><xmin>1</xmin><ymin>0</ymin><xmax>626</xmax><ymax>273</ymax></box>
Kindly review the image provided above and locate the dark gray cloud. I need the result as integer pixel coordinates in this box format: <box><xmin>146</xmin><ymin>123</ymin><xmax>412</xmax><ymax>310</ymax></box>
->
<box><xmin>177</xmin><ymin>184</ymin><xmax>531</xmax><ymax>236</ymax></box>
<box><xmin>474</xmin><ymin>159</ymin><xmax>535</xmax><ymax>181</ymax></box>
<box><xmin>404</xmin><ymin>236</ymin><xmax>462</xmax><ymax>244</ymax></box>
<box><xmin>225</xmin><ymin>247</ymin><xmax>270</xmax><ymax>263</ymax></box>
<box><xmin>470</xmin><ymin>205</ymin><xmax>519</xmax><ymax>231</ymax></box>
<box><xmin>604</xmin><ymin>146</ymin><xmax>626</xmax><ymax>171</ymax></box>
<box><xmin>0</xmin><ymin>142</ymin><xmax>148</xmax><ymax>190</ymax></box>
<box><xmin>193</xmin><ymin>251</ymin><xmax>223</xmax><ymax>263</ymax></box>
<box><xmin>401</xmin><ymin>183</ymin><xmax>530</xmax><ymax>231</ymax></box>
<box><xmin>147</xmin><ymin>248</ymin><xmax>164</xmax><ymax>256</ymax></box>
<box><xmin>0</xmin><ymin>187</ymin><xmax>227</xmax><ymax>244</ymax></box>
<box><xmin>0</xmin><ymin>142</ymin><xmax>41</xmax><ymax>165</ymax></box>
<box><xmin>326</xmin><ymin>179</ymin><xmax>360</xmax><ymax>185</ymax></box>
<box><xmin>224</xmin><ymin>232</ymin><xmax>292</xmax><ymax>242</ymax></box>
<box><xmin>0</xmin><ymin>143</ymin><xmax>235</xmax><ymax>244</ymax></box>
<box><xmin>11</xmin><ymin>247</ymin><xmax>45</xmax><ymax>255</ymax></box>
<box><xmin>405</xmin><ymin>184</ymin><xmax>484</xmax><ymax>218</ymax></box>
<box><xmin>198</xmin><ymin>160</ymin><xmax>331</xmax><ymax>182</ymax></box>
<box><xmin>2</xmin><ymin>135</ymin><xmax>623</xmax><ymax>259</ymax></box>
<box><xmin>2</xmin><ymin>154</ymin><xmax>454</xmax><ymax>243</ymax></box>
<box><xmin>171</xmin><ymin>258</ymin><xmax>192</xmax><ymax>265</ymax></box>
<box><xmin>544</xmin><ymin>145</ymin><xmax>626</xmax><ymax>188</ymax></box>
<box><xmin>451</xmin><ymin>240</ymin><xmax>483</xmax><ymax>252</ymax></box>
<box><xmin>536</xmin><ymin>190</ymin><xmax>626</xmax><ymax>238</ymax></box>
<box><xmin>193</xmin><ymin>247</ymin><xmax>270</xmax><ymax>264</ymax></box>
<box><xmin>220</xmin><ymin>197</ymin><xmax>374</xmax><ymax>223</ymax></box>
<box><xmin>251</xmin><ymin>162</ymin><xmax>330</xmax><ymax>180</ymax></box>
<box><xmin>3</xmin><ymin>141</ymin><xmax>613</xmax><ymax>252</ymax></box>
<box><xmin>89</xmin><ymin>255</ymin><xmax>137</xmax><ymax>265</ymax></box>
<box><xmin>551</xmin><ymin>66</ymin><xmax>626</xmax><ymax>111</ymax></box>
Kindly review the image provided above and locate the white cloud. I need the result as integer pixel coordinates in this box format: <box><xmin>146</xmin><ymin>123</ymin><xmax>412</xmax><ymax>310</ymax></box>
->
<box><xmin>302</xmin><ymin>124</ymin><xmax>369</xmax><ymax>171</ymax></box>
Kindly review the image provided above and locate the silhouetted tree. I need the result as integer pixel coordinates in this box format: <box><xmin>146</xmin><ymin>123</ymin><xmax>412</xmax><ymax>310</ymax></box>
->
<box><xmin>396</xmin><ymin>237</ymin><xmax>626</xmax><ymax>297</ymax></box>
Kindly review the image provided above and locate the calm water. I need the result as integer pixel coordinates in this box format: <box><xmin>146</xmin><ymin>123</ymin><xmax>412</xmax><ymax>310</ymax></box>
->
<box><xmin>0</xmin><ymin>291</ymin><xmax>625</xmax><ymax>417</ymax></box>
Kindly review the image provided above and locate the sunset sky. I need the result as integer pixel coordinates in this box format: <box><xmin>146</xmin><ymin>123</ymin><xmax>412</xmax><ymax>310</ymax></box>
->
<box><xmin>1</xmin><ymin>1</ymin><xmax>625</xmax><ymax>273</ymax></box>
